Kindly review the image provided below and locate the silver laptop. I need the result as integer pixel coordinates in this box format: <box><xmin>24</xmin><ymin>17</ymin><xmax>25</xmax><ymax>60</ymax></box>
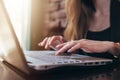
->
<box><xmin>0</xmin><ymin>0</ymin><xmax>113</xmax><ymax>74</ymax></box>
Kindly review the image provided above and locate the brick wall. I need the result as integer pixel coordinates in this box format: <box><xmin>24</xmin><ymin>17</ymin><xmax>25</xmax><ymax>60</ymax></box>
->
<box><xmin>45</xmin><ymin>0</ymin><xmax>66</xmax><ymax>36</ymax></box>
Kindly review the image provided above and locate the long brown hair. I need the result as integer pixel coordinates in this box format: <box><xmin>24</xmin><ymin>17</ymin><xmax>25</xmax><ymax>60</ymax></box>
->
<box><xmin>64</xmin><ymin>0</ymin><xmax>96</xmax><ymax>41</ymax></box>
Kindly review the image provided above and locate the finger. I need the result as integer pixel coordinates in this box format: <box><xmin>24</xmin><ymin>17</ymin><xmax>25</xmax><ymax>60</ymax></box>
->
<box><xmin>67</xmin><ymin>43</ymin><xmax>81</xmax><ymax>52</ymax></box>
<box><xmin>55</xmin><ymin>43</ymin><xmax>66</xmax><ymax>50</ymax></box>
<box><xmin>59</xmin><ymin>36</ymin><xmax>65</xmax><ymax>43</ymax></box>
<box><xmin>48</xmin><ymin>36</ymin><xmax>59</xmax><ymax>46</ymax></box>
<box><xmin>48</xmin><ymin>36</ymin><xmax>63</xmax><ymax>49</ymax></box>
<box><xmin>45</xmin><ymin>37</ymin><xmax>51</xmax><ymax>49</ymax></box>
<box><xmin>50</xmin><ymin>40</ymin><xmax>62</xmax><ymax>48</ymax></box>
<box><xmin>49</xmin><ymin>45</ymin><xmax>58</xmax><ymax>50</ymax></box>
<box><xmin>67</xmin><ymin>40</ymin><xmax>92</xmax><ymax>53</ymax></box>
<box><xmin>55</xmin><ymin>42</ymin><xmax>76</xmax><ymax>55</ymax></box>
<box><xmin>38</xmin><ymin>37</ymin><xmax>48</xmax><ymax>46</ymax></box>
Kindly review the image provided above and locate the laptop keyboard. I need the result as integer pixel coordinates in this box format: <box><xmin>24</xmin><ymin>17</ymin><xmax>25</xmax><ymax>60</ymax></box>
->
<box><xmin>25</xmin><ymin>51</ymin><xmax>87</xmax><ymax>64</ymax></box>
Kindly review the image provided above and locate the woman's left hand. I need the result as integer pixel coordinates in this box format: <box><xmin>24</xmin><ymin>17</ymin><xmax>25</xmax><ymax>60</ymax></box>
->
<box><xmin>55</xmin><ymin>39</ymin><xmax>114</xmax><ymax>55</ymax></box>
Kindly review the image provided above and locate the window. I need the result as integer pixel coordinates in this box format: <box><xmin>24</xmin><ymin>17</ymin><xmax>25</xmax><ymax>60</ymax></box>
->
<box><xmin>3</xmin><ymin>0</ymin><xmax>31</xmax><ymax>50</ymax></box>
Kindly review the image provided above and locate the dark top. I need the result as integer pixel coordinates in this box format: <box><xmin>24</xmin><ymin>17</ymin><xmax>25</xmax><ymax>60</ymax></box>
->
<box><xmin>107</xmin><ymin>0</ymin><xmax>120</xmax><ymax>42</ymax></box>
<box><xmin>79</xmin><ymin>0</ymin><xmax>120</xmax><ymax>59</ymax></box>
<box><xmin>87</xmin><ymin>27</ymin><xmax>112</xmax><ymax>41</ymax></box>
<box><xmin>86</xmin><ymin>0</ymin><xmax>120</xmax><ymax>42</ymax></box>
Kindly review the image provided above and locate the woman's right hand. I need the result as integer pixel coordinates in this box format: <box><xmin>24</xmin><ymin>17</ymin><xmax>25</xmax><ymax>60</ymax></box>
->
<box><xmin>38</xmin><ymin>35</ymin><xmax>66</xmax><ymax>50</ymax></box>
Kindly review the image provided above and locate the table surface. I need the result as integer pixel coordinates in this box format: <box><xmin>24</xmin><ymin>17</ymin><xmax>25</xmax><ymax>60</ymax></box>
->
<box><xmin>0</xmin><ymin>61</ymin><xmax>120</xmax><ymax>80</ymax></box>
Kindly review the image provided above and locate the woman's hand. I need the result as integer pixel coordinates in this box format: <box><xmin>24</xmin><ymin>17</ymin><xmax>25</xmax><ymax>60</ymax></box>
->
<box><xmin>38</xmin><ymin>35</ymin><xmax>66</xmax><ymax>50</ymax></box>
<box><xmin>55</xmin><ymin>39</ymin><xmax>114</xmax><ymax>55</ymax></box>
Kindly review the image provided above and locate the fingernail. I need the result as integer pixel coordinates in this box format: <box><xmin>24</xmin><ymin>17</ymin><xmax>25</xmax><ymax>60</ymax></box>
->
<box><xmin>56</xmin><ymin>45</ymin><xmax>59</xmax><ymax>48</ymax></box>
<box><xmin>38</xmin><ymin>43</ymin><xmax>41</xmax><ymax>46</ymax></box>
<box><xmin>45</xmin><ymin>46</ymin><xmax>48</xmax><ymax>49</ymax></box>
<box><xmin>49</xmin><ymin>45</ymin><xmax>58</xmax><ymax>51</ymax></box>
<box><xmin>55</xmin><ymin>51</ymin><xmax>60</xmax><ymax>56</ymax></box>
<box><xmin>67</xmin><ymin>49</ymin><xmax>71</xmax><ymax>52</ymax></box>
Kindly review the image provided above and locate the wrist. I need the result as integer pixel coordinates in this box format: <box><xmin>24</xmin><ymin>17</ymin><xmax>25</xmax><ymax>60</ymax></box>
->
<box><xmin>108</xmin><ymin>42</ymin><xmax>120</xmax><ymax>58</ymax></box>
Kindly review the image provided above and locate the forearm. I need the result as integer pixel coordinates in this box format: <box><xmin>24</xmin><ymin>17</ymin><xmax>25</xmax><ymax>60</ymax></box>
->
<box><xmin>109</xmin><ymin>42</ymin><xmax>120</xmax><ymax>58</ymax></box>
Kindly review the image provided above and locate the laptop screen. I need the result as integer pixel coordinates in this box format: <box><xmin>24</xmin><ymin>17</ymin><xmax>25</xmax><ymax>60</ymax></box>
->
<box><xmin>0</xmin><ymin>0</ymin><xmax>29</xmax><ymax>73</ymax></box>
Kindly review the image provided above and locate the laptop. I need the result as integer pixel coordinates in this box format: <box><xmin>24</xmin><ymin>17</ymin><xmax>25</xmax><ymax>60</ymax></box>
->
<box><xmin>0</xmin><ymin>0</ymin><xmax>113</xmax><ymax>74</ymax></box>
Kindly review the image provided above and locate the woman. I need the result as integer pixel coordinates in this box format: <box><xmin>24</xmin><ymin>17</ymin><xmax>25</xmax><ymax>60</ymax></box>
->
<box><xmin>39</xmin><ymin>0</ymin><xmax>120</xmax><ymax>58</ymax></box>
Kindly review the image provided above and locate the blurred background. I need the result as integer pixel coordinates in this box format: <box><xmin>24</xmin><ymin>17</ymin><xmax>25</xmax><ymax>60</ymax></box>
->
<box><xmin>6</xmin><ymin>0</ymin><xmax>120</xmax><ymax>51</ymax></box>
<box><xmin>3</xmin><ymin>0</ymin><xmax>67</xmax><ymax>50</ymax></box>
<box><xmin>31</xmin><ymin>0</ymin><xmax>67</xmax><ymax>50</ymax></box>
